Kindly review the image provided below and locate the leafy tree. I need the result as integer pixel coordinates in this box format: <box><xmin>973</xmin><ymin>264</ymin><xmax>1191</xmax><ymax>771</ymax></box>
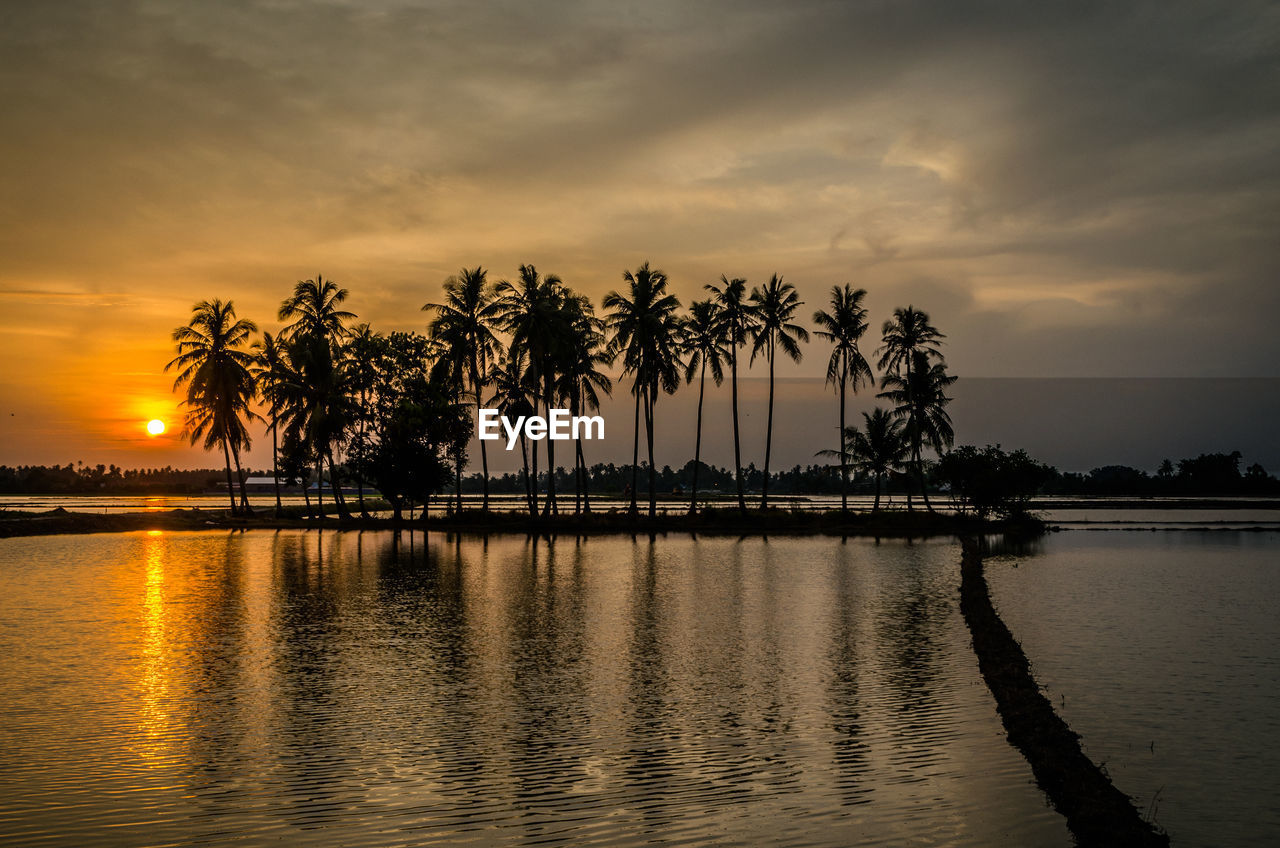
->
<box><xmin>938</xmin><ymin>445</ymin><xmax>1054</xmax><ymax>518</ymax></box>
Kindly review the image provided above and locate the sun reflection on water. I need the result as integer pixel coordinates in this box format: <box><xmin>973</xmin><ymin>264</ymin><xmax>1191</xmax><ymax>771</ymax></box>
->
<box><xmin>136</xmin><ymin>530</ymin><xmax>177</xmax><ymax>765</ymax></box>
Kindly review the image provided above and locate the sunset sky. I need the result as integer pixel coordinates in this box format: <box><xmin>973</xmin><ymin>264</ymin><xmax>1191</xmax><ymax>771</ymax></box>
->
<box><xmin>1</xmin><ymin>0</ymin><xmax>1277</xmax><ymax>469</ymax></box>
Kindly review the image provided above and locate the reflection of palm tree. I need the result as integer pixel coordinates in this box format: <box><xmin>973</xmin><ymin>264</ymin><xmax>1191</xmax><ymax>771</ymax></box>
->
<box><xmin>705</xmin><ymin>275</ymin><xmax>755</xmax><ymax>513</ymax></box>
<box><xmin>605</xmin><ymin>262</ymin><xmax>682</xmax><ymax>518</ymax></box>
<box><xmin>681</xmin><ymin>299</ymin><xmax>727</xmax><ymax>515</ymax></box>
<box><xmin>845</xmin><ymin>408</ymin><xmax>907</xmax><ymax>512</ymax></box>
<box><xmin>167</xmin><ymin>299</ymin><xmax>259</xmax><ymax>515</ymax></box>
<box><xmin>251</xmin><ymin>330</ymin><xmax>289</xmax><ymax>516</ymax></box>
<box><xmin>878</xmin><ymin>351</ymin><xmax>956</xmax><ymax>510</ymax></box>
<box><xmin>749</xmin><ymin>274</ymin><xmax>808</xmax><ymax>511</ymax></box>
<box><xmin>424</xmin><ymin>267</ymin><xmax>503</xmax><ymax>511</ymax></box>
<box><xmin>813</xmin><ymin>285</ymin><xmax>872</xmax><ymax>514</ymax></box>
<box><xmin>876</xmin><ymin>307</ymin><xmax>944</xmax><ymax>510</ymax></box>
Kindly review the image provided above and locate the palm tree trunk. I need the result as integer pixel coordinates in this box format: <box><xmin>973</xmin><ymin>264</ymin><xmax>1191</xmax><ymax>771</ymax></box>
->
<box><xmin>762</xmin><ymin>347</ymin><xmax>775</xmax><ymax>511</ymax></box>
<box><xmin>530</xmin><ymin>398</ymin><xmax>540</xmax><ymax>517</ymax></box>
<box><xmin>730</xmin><ymin>350</ymin><xmax>745</xmax><ymax>513</ymax></box>
<box><xmin>577</xmin><ymin>438</ymin><xmax>590</xmax><ymax>513</ymax></box>
<box><xmin>690</xmin><ymin>359</ymin><xmax>706</xmax><ymax>516</ymax></box>
<box><xmin>220</xmin><ymin>437</ymin><xmax>238</xmax><ymax>515</ymax></box>
<box><xmin>329</xmin><ymin>452</ymin><xmax>351</xmax><ymax>519</ymax></box>
<box><xmin>543</xmin><ymin>380</ymin><xmax>557</xmax><ymax>517</ymax></box>
<box><xmin>473</xmin><ymin>356</ymin><xmax>490</xmax><ymax>512</ymax></box>
<box><xmin>271</xmin><ymin>421</ymin><xmax>283</xmax><ymax>518</ymax></box>
<box><xmin>231</xmin><ymin>445</ymin><xmax>251</xmax><ymax>514</ymax></box>
<box><xmin>520</xmin><ymin>434</ymin><xmax>534</xmax><ymax>514</ymax></box>
<box><xmin>301</xmin><ymin>471</ymin><xmax>312</xmax><ymax>517</ymax></box>
<box><xmin>839</xmin><ymin>363</ymin><xmax>848</xmax><ymax>515</ymax></box>
<box><xmin>874</xmin><ymin>472</ymin><xmax>882</xmax><ymax>512</ymax></box>
<box><xmin>645</xmin><ymin>384</ymin><xmax>657</xmax><ymax>519</ymax></box>
<box><xmin>918</xmin><ymin>439</ymin><xmax>935</xmax><ymax>512</ymax></box>
<box><xmin>315</xmin><ymin>459</ymin><xmax>325</xmax><ymax>520</ymax></box>
<box><xmin>630</xmin><ymin>382</ymin><xmax>641</xmax><ymax>515</ymax></box>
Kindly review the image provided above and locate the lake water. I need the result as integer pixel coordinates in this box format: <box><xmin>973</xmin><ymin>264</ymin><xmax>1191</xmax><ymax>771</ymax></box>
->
<box><xmin>0</xmin><ymin>531</ymin><xmax>1067</xmax><ymax>846</ymax></box>
<box><xmin>2</xmin><ymin>530</ymin><xmax>1277</xmax><ymax>846</ymax></box>
<box><xmin>986</xmin><ymin>531</ymin><xmax>1280</xmax><ymax>846</ymax></box>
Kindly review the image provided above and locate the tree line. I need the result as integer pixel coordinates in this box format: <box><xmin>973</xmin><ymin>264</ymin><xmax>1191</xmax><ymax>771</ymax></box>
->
<box><xmin>166</xmin><ymin>263</ymin><xmax>961</xmax><ymax>519</ymax></box>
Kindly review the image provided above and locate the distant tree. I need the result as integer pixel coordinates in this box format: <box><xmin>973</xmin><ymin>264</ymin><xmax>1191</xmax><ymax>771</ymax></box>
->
<box><xmin>938</xmin><ymin>445</ymin><xmax>1055</xmax><ymax>519</ymax></box>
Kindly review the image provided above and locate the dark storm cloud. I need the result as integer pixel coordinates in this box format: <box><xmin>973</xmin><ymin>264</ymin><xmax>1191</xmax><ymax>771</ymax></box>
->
<box><xmin>1</xmin><ymin>0</ymin><xmax>1277</xmax><ymax>383</ymax></box>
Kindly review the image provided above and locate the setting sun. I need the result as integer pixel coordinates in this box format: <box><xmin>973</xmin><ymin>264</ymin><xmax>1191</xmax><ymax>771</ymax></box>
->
<box><xmin>146</xmin><ymin>419</ymin><xmax>166</xmax><ymax>436</ymax></box>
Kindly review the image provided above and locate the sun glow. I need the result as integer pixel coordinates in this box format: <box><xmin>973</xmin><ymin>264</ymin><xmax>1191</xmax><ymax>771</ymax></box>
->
<box><xmin>146</xmin><ymin>419</ymin><xmax>166</xmax><ymax>436</ymax></box>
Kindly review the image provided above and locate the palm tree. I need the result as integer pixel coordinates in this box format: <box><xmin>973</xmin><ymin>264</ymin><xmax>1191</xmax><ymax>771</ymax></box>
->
<box><xmin>487</xmin><ymin>348</ymin><xmax>537</xmax><ymax>514</ymax></box>
<box><xmin>876</xmin><ymin>307</ymin><xmax>945</xmax><ymax>510</ymax></box>
<box><xmin>681</xmin><ymin>299</ymin><xmax>728</xmax><ymax>515</ymax></box>
<box><xmin>495</xmin><ymin>265</ymin><xmax>573</xmax><ymax>516</ymax></box>
<box><xmin>251</xmin><ymin>330</ymin><xmax>290</xmax><ymax>517</ymax></box>
<box><xmin>813</xmin><ymin>285</ymin><xmax>873</xmax><ymax>514</ymax></box>
<box><xmin>878</xmin><ymin>350</ymin><xmax>957</xmax><ymax>510</ymax></box>
<box><xmin>749</xmin><ymin>274</ymin><xmax>808</xmax><ymax>511</ymax></box>
<box><xmin>279</xmin><ymin>275</ymin><xmax>356</xmax><ymax>517</ymax></box>
<box><xmin>424</xmin><ymin>267</ymin><xmax>502</xmax><ymax>511</ymax></box>
<box><xmin>166</xmin><ymin>299</ymin><xmax>259</xmax><ymax>515</ymax></box>
<box><xmin>704</xmin><ymin>275</ymin><xmax>755</xmax><ymax>513</ymax></box>
<box><xmin>344</xmin><ymin>323</ymin><xmax>382</xmax><ymax>517</ymax></box>
<box><xmin>604</xmin><ymin>262</ymin><xmax>682</xmax><ymax>518</ymax></box>
<box><xmin>557</xmin><ymin>294</ymin><xmax>612</xmax><ymax>513</ymax></box>
<box><xmin>846</xmin><ymin>407</ymin><xmax>908</xmax><ymax>512</ymax></box>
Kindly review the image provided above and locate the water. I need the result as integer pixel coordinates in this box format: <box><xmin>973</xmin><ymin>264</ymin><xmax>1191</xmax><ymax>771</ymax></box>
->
<box><xmin>986</xmin><ymin>531</ymin><xmax>1280</xmax><ymax>845</ymax></box>
<box><xmin>0</xmin><ymin>531</ymin><xmax>1066</xmax><ymax>846</ymax></box>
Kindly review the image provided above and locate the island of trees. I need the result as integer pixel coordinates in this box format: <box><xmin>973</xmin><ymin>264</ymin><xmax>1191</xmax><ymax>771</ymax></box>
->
<box><xmin>12</xmin><ymin>264</ymin><xmax>1267</xmax><ymax>527</ymax></box>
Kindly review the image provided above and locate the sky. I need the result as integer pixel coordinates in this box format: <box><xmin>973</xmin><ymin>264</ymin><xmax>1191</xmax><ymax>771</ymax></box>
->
<box><xmin>1</xmin><ymin>0</ymin><xmax>1277</xmax><ymax>470</ymax></box>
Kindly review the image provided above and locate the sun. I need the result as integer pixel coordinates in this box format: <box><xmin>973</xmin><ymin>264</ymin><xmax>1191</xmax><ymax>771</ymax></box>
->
<box><xmin>146</xmin><ymin>419</ymin><xmax>166</xmax><ymax>436</ymax></box>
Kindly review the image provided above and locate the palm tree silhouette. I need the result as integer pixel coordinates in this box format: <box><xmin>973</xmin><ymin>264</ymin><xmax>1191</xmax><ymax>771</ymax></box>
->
<box><xmin>705</xmin><ymin>275</ymin><xmax>755</xmax><ymax>513</ymax></box>
<box><xmin>876</xmin><ymin>306</ymin><xmax>944</xmax><ymax>510</ymax></box>
<box><xmin>845</xmin><ymin>407</ymin><xmax>907</xmax><ymax>512</ymax></box>
<box><xmin>681</xmin><ymin>299</ymin><xmax>728</xmax><ymax>515</ymax></box>
<box><xmin>344</xmin><ymin>323</ymin><xmax>382</xmax><ymax>517</ymax></box>
<box><xmin>813</xmin><ymin>285</ymin><xmax>873</xmax><ymax>514</ymax></box>
<box><xmin>487</xmin><ymin>348</ymin><xmax>538</xmax><ymax>514</ymax></box>
<box><xmin>424</xmin><ymin>267</ymin><xmax>503</xmax><ymax>512</ymax></box>
<box><xmin>279</xmin><ymin>275</ymin><xmax>356</xmax><ymax>518</ymax></box>
<box><xmin>605</xmin><ymin>262</ymin><xmax>682</xmax><ymax>518</ymax></box>
<box><xmin>496</xmin><ymin>265</ymin><xmax>572</xmax><ymax>516</ymax></box>
<box><xmin>749</xmin><ymin>274</ymin><xmax>808</xmax><ymax>511</ymax></box>
<box><xmin>878</xmin><ymin>349</ymin><xmax>956</xmax><ymax>511</ymax></box>
<box><xmin>167</xmin><ymin>299</ymin><xmax>259</xmax><ymax>515</ymax></box>
<box><xmin>557</xmin><ymin>293</ymin><xmax>613</xmax><ymax>513</ymax></box>
<box><xmin>251</xmin><ymin>330</ymin><xmax>290</xmax><ymax>517</ymax></box>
